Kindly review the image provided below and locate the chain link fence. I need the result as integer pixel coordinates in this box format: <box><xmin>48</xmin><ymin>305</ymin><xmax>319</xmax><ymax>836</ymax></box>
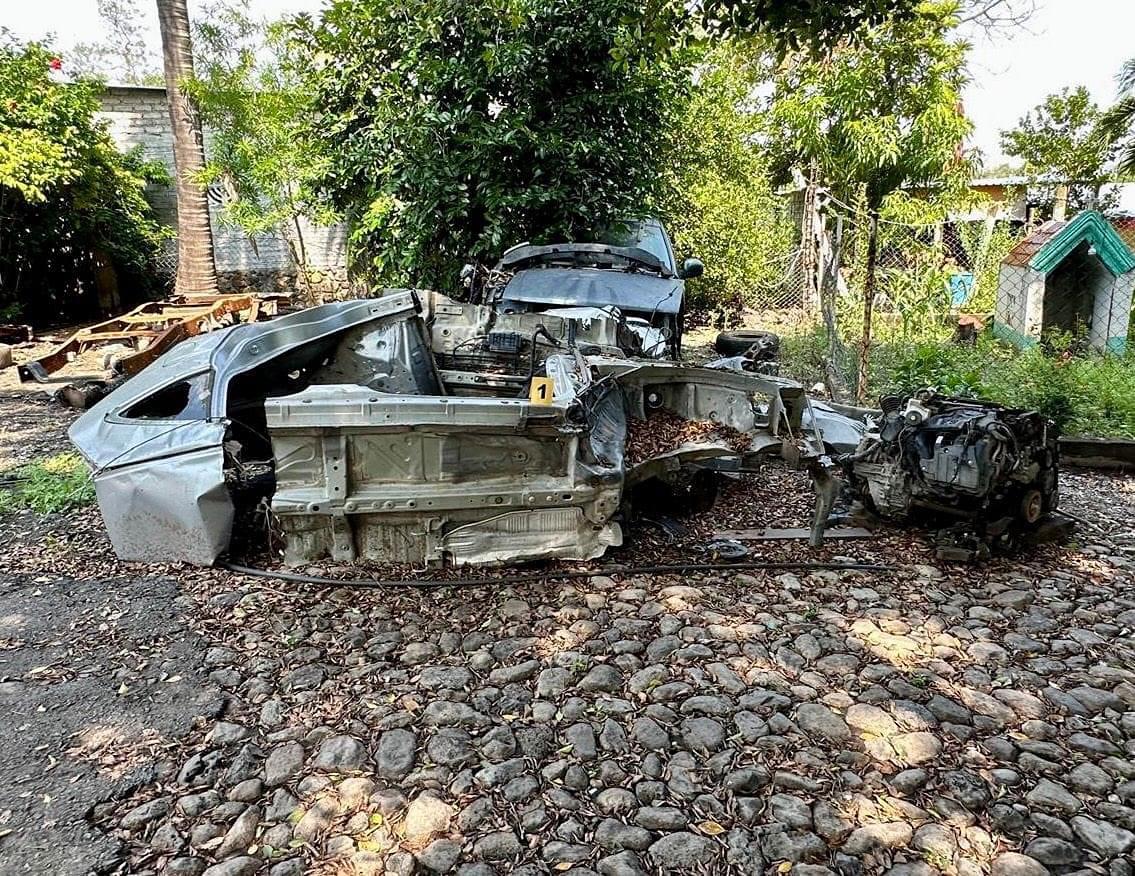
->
<box><xmin>154</xmin><ymin>247</ymin><xmax>178</xmax><ymax>288</ymax></box>
<box><xmin>748</xmin><ymin>195</ymin><xmax>1135</xmax><ymax>435</ymax></box>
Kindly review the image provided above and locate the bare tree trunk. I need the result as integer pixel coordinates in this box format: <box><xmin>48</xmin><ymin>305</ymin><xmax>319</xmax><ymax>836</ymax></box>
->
<box><xmin>800</xmin><ymin>180</ymin><xmax>821</xmax><ymax>315</ymax></box>
<box><xmin>856</xmin><ymin>210</ymin><xmax>880</xmax><ymax>405</ymax></box>
<box><xmin>821</xmin><ymin>213</ymin><xmax>848</xmax><ymax>402</ymax></box>
<box><xmin>156</xmin><ymin>0</ymin><xmax>218</xmax><ymax>297</ymax></box>
<box><xmin>1052</xmin><ymin>184</ymin><xmax>1069</xmax><ymax>222</ymax></box>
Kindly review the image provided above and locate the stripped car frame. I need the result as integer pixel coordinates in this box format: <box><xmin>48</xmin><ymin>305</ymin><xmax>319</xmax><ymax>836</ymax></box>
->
<box><xmin>69</xmin><ymin>289</ymin><xmax>833</xmax><ymax>567</ymax></box>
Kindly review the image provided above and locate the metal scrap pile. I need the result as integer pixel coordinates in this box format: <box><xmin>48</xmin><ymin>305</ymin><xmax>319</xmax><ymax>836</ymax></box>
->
<box><xmin>66</xmin><ymin>294</ymin><xmax>830</xmax><ymax>567</ymax></box>
<box><xmin>837</xmin><ymin>390</ymin><xmax>1066</xmax><ymax>560</ymax></box>
<box><xmin>625</xmin><ymin>409</ymin><xmax>751</xmax><ymax>465</ymax></box>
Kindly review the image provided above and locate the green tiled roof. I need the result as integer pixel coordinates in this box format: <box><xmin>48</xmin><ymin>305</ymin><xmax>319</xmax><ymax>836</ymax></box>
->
<box><xmin>1028</xmin><ymin>210</ymin><xmax>1135</xmax><ymax>275</ymax></box>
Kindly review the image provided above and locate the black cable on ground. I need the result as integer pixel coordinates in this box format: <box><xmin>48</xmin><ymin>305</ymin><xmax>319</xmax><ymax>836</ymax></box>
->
<box><xmin>219</xmin><ymin>559</ymin><xmax>898</xmax><ymax>590</ymax></box>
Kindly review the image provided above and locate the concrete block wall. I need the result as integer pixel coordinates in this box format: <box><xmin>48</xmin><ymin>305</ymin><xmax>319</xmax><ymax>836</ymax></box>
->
<box><xmin>97</xmin><ymin>84</ymin><xmax>352</xmax><ymax>296</ymax></box>
<box><xmin>1091</xmin><ymin>271</ymin><xmax>1133</xmax><ymax>354</ymax></box>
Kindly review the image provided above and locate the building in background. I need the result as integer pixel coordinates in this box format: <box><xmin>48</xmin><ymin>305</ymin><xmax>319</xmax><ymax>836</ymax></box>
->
<box><xmin>97</xmin><ymin>84</ymin><xmax>354</xmax><ymax>300</ymax></box>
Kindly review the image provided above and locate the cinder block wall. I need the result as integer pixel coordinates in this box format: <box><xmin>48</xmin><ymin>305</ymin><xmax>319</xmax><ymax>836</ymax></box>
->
<box><xmin>97</xmin><ymin>85</ymin><xmax>355</xmax><ymax>298</ymax></box>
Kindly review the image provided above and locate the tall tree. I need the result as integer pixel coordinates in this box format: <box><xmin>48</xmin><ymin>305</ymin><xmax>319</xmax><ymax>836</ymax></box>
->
<box><xmin>0</xmin><ymin>37</ymin><xmax>168</xmax><ymax>321</ymax></box>
<box><xmin>1000</xmin><ymin>86</ymin><xmax>1117</xmax><ymax>215</ymax></box>
<box><xmin>661</xmin><ymin>43</ymin><xmax>795</xmax><ymax>316</ymax></box>
<box><xmin>156</xmin><ymin>0</ymin><xmax>218</xmax><ymax>296</ymax></box>
<box><xmin>659</xmin><ymin>0</ymin><xmax>923</xmax><ymax>48</ymax></box>
<box><xmin>299</xmin><ymin>0</ymin><xmax>689</xmax><ymax>291</ymax></box>
<box><xmin>1100</xmin><ymin>58</ymin><xmax>1135</xmax><ymax>176</ymax></box>
<box><xmin>763</xmin><ymin>1</ymin><xmax>972</xmax><ymax>402</ymax></box>
<box><xmin>188</xmin><ymin>0</ymin><xmax>337</xmax><ymax>300</ymax></box>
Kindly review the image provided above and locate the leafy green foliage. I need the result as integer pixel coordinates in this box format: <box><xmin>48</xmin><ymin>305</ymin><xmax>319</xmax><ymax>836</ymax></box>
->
<box><xmin>762</xmin><ymin>2</ymin><xmax>973</xmax><ymax>209</ymax></box>
<box><xmin>661</xmin><ymin>44</ymin><xmax>796</xmax><ymax>312</ymax></box>
<box><xmin>0</xmin><ymin>454</ymin><xmax>95</xmax><ymax>515</ymax></box>
<box><xmin>0</xmin><ymin>36</ymin><xmax>169</xmax><ymax>322</ymax></box>
<box><xmin>957</xmin><ymin>220</ymin><xmax>1020</xmax><ymax>313</ymax></box>
<box><xmin>1000</xmin><ymin>86</ymin><xmax>1117</xmax><ymax>212</ymax></box>
<box><xmin>1100</xmin><ymin>57</ymin><xmax>1135</xmax><ymax>176</ymax></box>
<box><xmin>296</xmin><ymin>0</ymin><xmax>689</xmax><ymax>290</ymax></box>
<box><xmin>649</xmin><ymin>0</ymin><xmax>922</xmax><ymax>52</ymax></box>
<box><xmin>188</xmin><ymin>1</ymin><xmax>338</xmax><ymax>284</ymax></box>
<box><xmin>784</xmin><ymin>330</ymin><xmax>1135</xmax><ymax>437</ymax></box>
<box><xmin>762</xmin><ymin>2</ymin><xmax>972</xmax><ymax>400</ymax></box>
<box><xmin>884</xmin><ymin>337</ymin><xmax>1135</xmax><ymax>437</ymax></box>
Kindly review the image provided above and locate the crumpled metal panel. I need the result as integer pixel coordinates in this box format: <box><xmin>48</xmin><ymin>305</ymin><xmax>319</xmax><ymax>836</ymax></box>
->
<box><xmin>68</xmin><ymin>294</ymin><xmax>424</xmax><ymax>565</ymax></box>
<box><xmin>440</xmin><ymin>508</ymin><xmax>621</xmax><ymax>564</ymax></box>
<box><xmin>803</xmin><ymin>400</ymin><xmax>866</xmax><ymax>454</ymax></box>
<box><xmin>89</xmin><ymin>439</ymin><xmax>233</xmax><ymax>565</ymax></box>
<box><xmin>69</xmin><ymin>416</ymin><xmax>232</xmax><ymax>565</ymax></box>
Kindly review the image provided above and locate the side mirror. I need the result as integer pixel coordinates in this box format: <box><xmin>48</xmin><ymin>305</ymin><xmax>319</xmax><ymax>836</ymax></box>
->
<box><xmin>680</xmin><ymin>258</ymin><xmax>704</xmax><ymax>279</ymax></box>
<box><xmin>459</xmin><ymin>263</ymin><xmax>476</xmax><ymax>289</ymax></box>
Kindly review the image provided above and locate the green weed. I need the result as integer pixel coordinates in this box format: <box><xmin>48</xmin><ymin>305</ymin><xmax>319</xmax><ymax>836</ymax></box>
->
<box><xmin>0</xmin><ymin>453</ymin><xmax>95</xmax><ymax>514</ymax></box>
<box><xmin>780</xmin><ymin>328</ymin><xmax>1135</xmax><ymax>438</ymax></box>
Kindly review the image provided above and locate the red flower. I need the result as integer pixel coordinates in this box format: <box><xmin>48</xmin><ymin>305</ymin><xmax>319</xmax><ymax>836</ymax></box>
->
<box><xmin>49</xmin><ymin>58</ymin><xmax>63</xmax><ymax>71</ymax></box>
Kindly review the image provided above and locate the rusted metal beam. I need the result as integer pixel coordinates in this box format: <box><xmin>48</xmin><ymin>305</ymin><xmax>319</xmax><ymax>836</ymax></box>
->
<box><xmin>17</xmin><ymin>295</ymin><xmax>255</xmax><ymax>383</ymax></box>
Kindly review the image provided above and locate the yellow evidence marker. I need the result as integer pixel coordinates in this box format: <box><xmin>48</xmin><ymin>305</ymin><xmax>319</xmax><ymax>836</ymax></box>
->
<box><xmin>529</xmin><ymin>376</ymin><xmax>555</xmax><ymax>405</ymax></box>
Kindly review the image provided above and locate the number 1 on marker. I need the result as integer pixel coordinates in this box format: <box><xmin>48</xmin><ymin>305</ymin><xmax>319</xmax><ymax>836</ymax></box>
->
<box><xmin>529</xmin><ymin>377</ymin><xmax>554</xmax><ymax>405</ymax></box>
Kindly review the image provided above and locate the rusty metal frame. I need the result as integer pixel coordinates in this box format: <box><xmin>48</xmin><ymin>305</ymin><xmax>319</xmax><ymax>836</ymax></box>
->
<box><xmin>17</xmin><ymin>295</ymin><xmax>257</xmax><ymax>383</ymax></box>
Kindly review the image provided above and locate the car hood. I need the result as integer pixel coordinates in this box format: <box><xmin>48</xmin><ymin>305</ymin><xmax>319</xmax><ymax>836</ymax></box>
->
<box><xmin>499</xmin><ymin>267</ymin><xmax>683</xmax><ymax>316</ymax></box>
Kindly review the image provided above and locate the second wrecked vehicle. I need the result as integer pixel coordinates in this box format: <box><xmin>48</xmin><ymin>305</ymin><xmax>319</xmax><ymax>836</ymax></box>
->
<box><xmin>466</xmin><ymin>219</ymin><xmax>701</xmax><ymax>360</ymax></box>
<box><xmin>70</xmin><ymin>290</ymin><xmax>831</xmax><ymax>567</ymax></box>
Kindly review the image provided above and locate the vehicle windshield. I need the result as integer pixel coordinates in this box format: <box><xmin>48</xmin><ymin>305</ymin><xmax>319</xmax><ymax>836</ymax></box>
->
<box><xmin>597</xmin><ymin>220</ymin><xmax>675</xmax><ymax>274</ymax></box>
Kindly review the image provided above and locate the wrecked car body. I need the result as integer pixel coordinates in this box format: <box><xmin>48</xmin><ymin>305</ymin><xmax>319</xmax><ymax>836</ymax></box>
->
<box><xmin>69</xmin><ymin>295</ymin><xmax>429</xmax><ymax>565</ymax></box>
<box><xmin>837</xmin><ymin>391</ymin><xmax>1062</xmax><ymax>559</ymax></box>
<box><xmin>473</xmin><ymin>221</ymin><xmax>863</xmax><ymax>455</ymax></box>
<box><xmin>469</xmin><ymin>219</ymin><xmax>701</xmax><ymax>361</ymax></box>
<box><xmin>71</xmin><ymin>290</ymin><xmax>827</xmax><ymax>567</ymax></box>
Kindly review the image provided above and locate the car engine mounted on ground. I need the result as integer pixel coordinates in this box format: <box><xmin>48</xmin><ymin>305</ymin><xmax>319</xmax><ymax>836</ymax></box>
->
<box><xmin>838</xmin><ymin>391</ymin><xmax>1062</xmax><ymax>560</ymax></box>
<box><xmin>69</xmin><ymin>290</ymin><xmax>836</xmax><ymax>567</ymax></box>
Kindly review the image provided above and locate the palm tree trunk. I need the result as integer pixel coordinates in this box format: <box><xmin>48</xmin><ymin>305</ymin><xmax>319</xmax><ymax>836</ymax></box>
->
<box><xmin>856</xmin><ymin>210</ymin><xmax>880</xmax><ymax>405</ymax></box>
<box><xmin>156</xmin><ymin>0</ymin><xmax>218</xmax><ymax>297</ymax></box>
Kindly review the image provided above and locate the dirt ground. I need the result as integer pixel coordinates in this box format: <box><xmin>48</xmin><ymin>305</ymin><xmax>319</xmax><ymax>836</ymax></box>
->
<box><xmin>1</xmin><ymin>358</ymin><xmax>1134</xmax><ymax>876</ymax></box>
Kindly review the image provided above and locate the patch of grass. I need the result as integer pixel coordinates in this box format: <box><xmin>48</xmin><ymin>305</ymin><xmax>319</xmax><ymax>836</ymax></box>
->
<box><xmin>0</xmin><ymin>453</ymin><xmax>95</xmax><ymax>514</ymax></box>
<box><xmin>779</xmin><ymin>328</ymin><xmax>1135</xmax><ymax>438</ymax></box>
<box><xmin>883</xmin><ymin>338</ymin><xmax>1135</xmax><ymax>438</ymax></box>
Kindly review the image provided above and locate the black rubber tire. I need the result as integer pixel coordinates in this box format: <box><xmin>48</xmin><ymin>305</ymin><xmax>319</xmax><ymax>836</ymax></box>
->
<box><xmin>714</xmin><ymin>329</ymin><xmax>781</xmax><ymax>357</ymax></box>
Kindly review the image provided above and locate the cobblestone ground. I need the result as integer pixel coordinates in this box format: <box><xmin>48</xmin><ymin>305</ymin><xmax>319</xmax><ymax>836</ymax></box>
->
<box><xmin>1</xmin><ymin>461</ymin><xmax>1134</xmax><ymax>876</ymax></box>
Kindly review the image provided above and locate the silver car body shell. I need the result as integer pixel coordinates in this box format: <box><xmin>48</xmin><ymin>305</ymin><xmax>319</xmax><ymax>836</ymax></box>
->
<box><xmin>266</xmin><ymin>355</ymin><xmax>812</xmax><ymax>567</ymax></box>
<box><xmin>70</xmin><ymin>291</ymin><xmax>825</xmax><ymax>567</ymax></box>
<box><xmin>68</xmin><ymin>294</ymin><xmax>424</xmax><ymax>565</ymax></box>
